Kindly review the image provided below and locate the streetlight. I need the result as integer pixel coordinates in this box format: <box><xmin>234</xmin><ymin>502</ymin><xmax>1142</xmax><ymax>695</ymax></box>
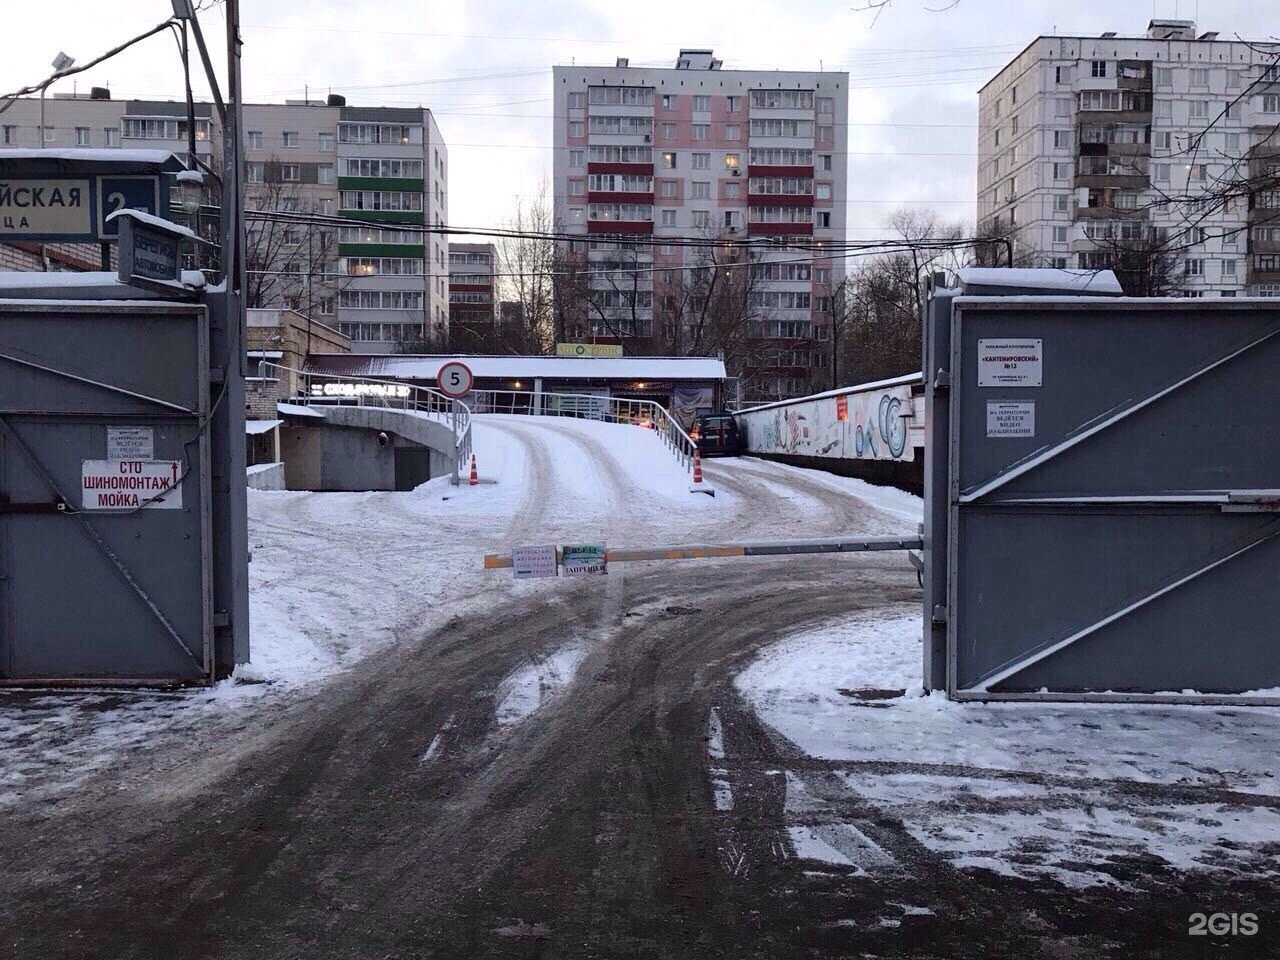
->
<box><xmin>41</xmin><ymin>52</ymin><xmax>75</xmax><ymax>149</ymax></box>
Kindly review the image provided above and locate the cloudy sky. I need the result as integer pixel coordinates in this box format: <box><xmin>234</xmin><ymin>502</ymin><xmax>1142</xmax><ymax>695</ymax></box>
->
<box><xmin>1</xmin><ymin>0</ymin><xmax>1271</xmax><ymax>240</ymax></box>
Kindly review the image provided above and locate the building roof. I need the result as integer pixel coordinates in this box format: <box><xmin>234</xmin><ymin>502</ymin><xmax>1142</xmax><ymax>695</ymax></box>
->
<box><xmin>304</xmin><ymin>354</ymin><xmax>727</xmax><ymax>382</ymax></box>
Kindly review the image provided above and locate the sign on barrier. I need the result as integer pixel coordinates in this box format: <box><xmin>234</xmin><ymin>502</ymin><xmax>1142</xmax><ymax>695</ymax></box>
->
<box><xmin>512</xmin><ymin>544</ymin><xmax>558</xmax><ymax>579</ymax></box>
<box><xmin>562</xmin><ymin>544</ymin><xmax>607</xmax><ymax>576</ymax></box>
<box><xmin>81</xmin><ymin>459</ymin><xmax>183</xmax><ymax>511</ymax></box>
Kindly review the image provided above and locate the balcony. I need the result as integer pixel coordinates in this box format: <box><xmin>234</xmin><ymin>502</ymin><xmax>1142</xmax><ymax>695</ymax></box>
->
<box><xmin>587</xmin><ymin>191</ymin><xmax>656</xmax><ymax>205</ymax></box>
<box><xmin>586</xmin><ymin>161</ymin><xmax>654</xmax><ymax>176</ymax></box>
<box><xmin>747</xmin><ymin>193</ymin><xmax>813</xmax><ymax>207</ymax></box>
<box><xmin>747</xmin><ymin>222</ymin><xmax>813</xmax><ymax>237</ymax></box>
<box><xmin>587</xmin><ymin>219</ymin><xmax>653</xmax><ymax>234</ymax></box>
<box><xmin>748</xmin><ymin>164</ymin><xmax>815</xmax><ymax>179</ymax></box>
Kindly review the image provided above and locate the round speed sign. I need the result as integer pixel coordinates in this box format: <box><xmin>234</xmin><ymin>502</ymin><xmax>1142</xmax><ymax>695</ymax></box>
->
<box><xmin>436</xmin><ymin>361</ymin><xmax>474</xmax><ymax>398</ymax></box>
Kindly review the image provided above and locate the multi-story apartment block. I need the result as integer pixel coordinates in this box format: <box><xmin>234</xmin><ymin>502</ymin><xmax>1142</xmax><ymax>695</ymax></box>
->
<box><xmin>978</xmin><ymin>20</ymin><xmax>1280</xmax><ymax>297</ymax></box>
<box><xmin>553</xmin><ymin>50</ymin><xmax>848</xmax><ymax>401</ymax></box>
<box><xmin>447</xmin><ymin>242</ymin><xmax>498</xmax><ymax>346</ymax></box>
<box><xmin>0</xmin><ymin>92</ymin><xmax>450</xmax><ymax>349</ymax></box>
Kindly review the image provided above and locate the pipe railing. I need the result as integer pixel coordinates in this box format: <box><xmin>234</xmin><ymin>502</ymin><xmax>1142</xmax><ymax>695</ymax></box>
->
<box><xmin>258</xmin><ymin>362</ymin><xmax>473</xmax><ymax>475</ymax></box>
<box><xmin>467</xmin><ymin>388</ymin><xmax>697</xmax><ymax>471</ymax></box>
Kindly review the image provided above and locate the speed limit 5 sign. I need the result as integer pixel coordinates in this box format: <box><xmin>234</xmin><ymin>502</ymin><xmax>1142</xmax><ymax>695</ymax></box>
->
<box><xmin>436</xmin><ymin>361</ymin><xmax>474</xmax><ymax>398</ymax></box>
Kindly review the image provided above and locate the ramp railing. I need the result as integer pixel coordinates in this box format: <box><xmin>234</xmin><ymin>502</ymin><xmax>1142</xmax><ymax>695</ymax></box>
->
<box><xmin>467</xmin><ymin>388</ymin><xmax>696</xmax><ymax>471</ymax></box>
<box><xmin>258</xmin><ymin>362</ymin><xmax>473</xmax><ymax>475</ymax></box>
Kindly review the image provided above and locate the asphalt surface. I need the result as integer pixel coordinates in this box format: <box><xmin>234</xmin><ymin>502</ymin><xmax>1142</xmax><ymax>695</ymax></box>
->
<box><xmin>2</xmin><ymin>430</ymin><xmax>1276</xmax><ymax>958</ymax></box>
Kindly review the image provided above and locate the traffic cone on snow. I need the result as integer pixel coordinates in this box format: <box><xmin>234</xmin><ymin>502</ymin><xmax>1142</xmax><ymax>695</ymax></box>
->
<box><xmin>691</xmin><ymin>449</ymin><xmax>704</xmax><ymax>485</ymax></box>
<box><xmin>469</xmin><ymin>453</ymin><xmax>479</xmax><ymax>486</ymax></box>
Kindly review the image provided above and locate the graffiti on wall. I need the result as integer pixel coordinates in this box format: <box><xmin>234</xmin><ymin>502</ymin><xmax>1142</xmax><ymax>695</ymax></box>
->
<box><xmin>739</xmin><ymin>385</ymin><xmax>916</xmax><ymax>462</ymax></box>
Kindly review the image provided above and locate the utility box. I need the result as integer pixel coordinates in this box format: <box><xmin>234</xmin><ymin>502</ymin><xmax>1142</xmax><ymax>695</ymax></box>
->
<box><xmin>924</xmin><ymin>270</ymin><xmax>1280</xmax><ymax>702</ymax></box>
<box><xmin>0</xmin><ymin>299</ymin><xmax>214</xmax><ymax>684</ymax></box>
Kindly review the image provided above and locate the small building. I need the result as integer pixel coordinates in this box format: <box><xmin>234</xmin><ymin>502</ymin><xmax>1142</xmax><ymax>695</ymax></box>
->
<box><xmin>301</xmin><ymin>353</ymin><xmax>727</xmax><ymax>426</ymax></box>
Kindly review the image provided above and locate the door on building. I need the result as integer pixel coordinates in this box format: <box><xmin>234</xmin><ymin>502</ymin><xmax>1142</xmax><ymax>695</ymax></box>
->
<box><xmin>394</xmin><ymin>447</ymin><xmax>431</xmax><ymax>491</ymax></box>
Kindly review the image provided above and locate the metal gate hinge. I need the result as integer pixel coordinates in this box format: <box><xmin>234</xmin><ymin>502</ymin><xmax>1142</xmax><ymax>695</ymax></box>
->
<box><xmin>212</xmin><ymin>612</ymin><xmax>230</xmax><ymax>627</ymax></box>
<box><xmin>933</xmin><ymin>368</ymin><xmax>950</xmax><ymax>390</ymax></box>
<box><xmin>932</xmin><ymin>604</ymin><xmax>948</xmax><ymax>624</ymax></box>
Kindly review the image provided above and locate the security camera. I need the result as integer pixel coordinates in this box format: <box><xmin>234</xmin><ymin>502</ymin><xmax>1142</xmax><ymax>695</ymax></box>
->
<box><xmin>376</xmin><ymin>431</ymin><xmax>391</xmax><ymax>447</ymax></box>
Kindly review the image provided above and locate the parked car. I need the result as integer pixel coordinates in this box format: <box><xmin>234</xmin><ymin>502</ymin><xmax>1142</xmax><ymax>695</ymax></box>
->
<box><xmin>694</xmin><ymin>413</ymin><xmax>746</xmax><ymax>457</ymax></box>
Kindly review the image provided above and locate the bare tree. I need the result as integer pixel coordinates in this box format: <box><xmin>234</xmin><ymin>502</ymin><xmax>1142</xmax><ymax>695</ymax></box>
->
<box><xmin>496</xmin><ymin>181</ymin><xmax>558</xmax><ymax>354</ymax></box>
<box><xmin>244</xmin><ymin>165</ymin><xmax>341</xmax><ymax>318</ymax></box>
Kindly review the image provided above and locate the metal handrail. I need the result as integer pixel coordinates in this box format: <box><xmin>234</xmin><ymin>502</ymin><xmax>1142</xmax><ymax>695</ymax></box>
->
<box><xmin>467</xmin><ymin>388</ymin><xmax>697</xmax><ymax>471</ymax></box>
<box><xmin>258</xmin><ymin>361</ymin><xmax>473</xmax><ymax>479</ymax></box>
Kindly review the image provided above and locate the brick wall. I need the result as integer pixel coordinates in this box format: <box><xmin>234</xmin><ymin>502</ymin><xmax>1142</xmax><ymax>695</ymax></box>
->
<box><xmin>245</xmin><ymin>378</ymin><xmax>282</xmax><ymax>420</ymax></box>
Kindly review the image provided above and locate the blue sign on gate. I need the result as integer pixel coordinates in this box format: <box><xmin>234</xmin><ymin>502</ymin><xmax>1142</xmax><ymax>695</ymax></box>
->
<box><xmin>97</xmin><ymin>176</ymin><xmax>163</xmax><ymax>239</ymax></box>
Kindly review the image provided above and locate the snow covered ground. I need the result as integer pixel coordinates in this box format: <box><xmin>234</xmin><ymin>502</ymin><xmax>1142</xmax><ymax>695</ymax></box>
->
<box><xmin>1</xmin><ymin>416</ymin><xmax>902</xmax><ymax>808</ymax></box>
<box><xmin>737</xmin><ymin>607</ymin><xmax>1280</xmax><ymax>888</ymax></box>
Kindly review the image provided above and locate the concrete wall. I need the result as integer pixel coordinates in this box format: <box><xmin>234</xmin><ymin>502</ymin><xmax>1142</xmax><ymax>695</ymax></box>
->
<box><xmin>246</xmin><ymin>462</ymin><xmax>286</xmax><ymax>490</ymax></box>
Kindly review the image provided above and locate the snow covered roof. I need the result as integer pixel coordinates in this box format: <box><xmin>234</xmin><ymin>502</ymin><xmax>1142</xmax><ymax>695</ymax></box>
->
<box><xmin>106</xmin><ymin>208</ymin><xmax>200</xmax><ymax>241</ymax></box>
<box><xmin>736</xmin><ymin>372</ymin><xmax>923</xmax><ymax>415</ymax></box>
<box><xmin>0</xmin><ymin>147</ymin><xmax>183</xmax><ymax>166</ymax></box>
<box><xmin>955</xmin><ymin>268</ymin><xmax>1124</xmax><ymax>295</ymax></box>
<box><xmin>0</xmin><ymin>271</ymin><xmax>123</xmax><ymax>289</ymax></box>
<box><xmin>304</xmin><ymin>354</ymin><xmax>728</xmax><ymax>382</ymax></box>
<box><xmin>277</xmin><ymin>402</ymin><xmax>326</xmax><ymax>419</ymax></box>
<box><xmin>245</xmin><ymin>419</ymin><xmax>282</xmax><ymax>435</ymax></box>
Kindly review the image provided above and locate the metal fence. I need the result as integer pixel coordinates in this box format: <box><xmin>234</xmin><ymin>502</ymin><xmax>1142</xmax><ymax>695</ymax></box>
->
<box><xmin>466</xmin><ymin>389</ymin><xmax>697</xmax><ymax>471</ymax></box>
<box><xmin>923</xmin><ymin>283</ymin><xmax>1280</xmax><ymax>704</ymax></box>
<box><xmin>260</xmin><ymin>362</ymin><xmax>473</xmax><ymax>469</ymax></box>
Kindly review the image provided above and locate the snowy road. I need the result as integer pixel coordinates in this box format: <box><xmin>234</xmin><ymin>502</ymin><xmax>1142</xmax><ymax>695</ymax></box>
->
<box><xmin>2</xmin><ymin>417</ymin><xmax>1275</xmax><ymax>958</ymax></box>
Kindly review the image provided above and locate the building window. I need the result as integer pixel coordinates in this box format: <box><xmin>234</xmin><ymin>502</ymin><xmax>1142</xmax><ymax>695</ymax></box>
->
<box><xmin>662</xmin><ymin>122</ymin><xmax>676</xmax><ymax>140</ymax></box>
<box><xmin>661</xmin><ymin>94</ymin><xmax>672</xmax><ymax>109</ymax></box>
<box><xmin>568</xmin><ymin>91</ymin><xmax>585</xmax><ymax>109</ymax></box>
<box><xmin>691</xmin><ymin>181</ymin><xmax>710</xmax><ymax>199</ymax></box>
<box><xmin>724</xmin><ymin>153</ymin><xmax>740</xmax><ymax>169</ymax></box>
<box><xmin>1054</xmin><ymin>130</ymin><xmax>1070</xmax><ymax>148</ymax></box>
<box><xmin>1091</xmin><ymin>60</ymin><xmax>1107</xmax><ymax>78</ymax></box>
<box><xmin>660</xmin><ymin>180</ymin><xmax>676</xmax><ymax>198</ymax></box>
<box><xmin>2</xmin><ymin>125</ymin><xmax>14</xmax><ymax>145</ymax></box>
<box><xmin>994</xmin><ymin>128</ymin><xmax>1001</xmax><ymax>147</ymax></box>
<box><xmin>1156</xmin><ymin>67</ymin><xmax>1173</xmax><ymax>87</ymax></box>
<box><xmin>1052</xmin><ymin>162</ymin><xmax>1069</xmax><ymax>180</ymax></box>
<box><xmin>725</xmin><ymin>123</ymin><xmax>740</xmax><ymax>140</ymax></box>
<box><xmin>1054</xmin><ymin>194</ymin><xmax>1069</xmax><ymax>213</ymax></box>
<box><xmin>318</xmin><ymin>132</ymin><xmax>334</xmax><ymax>151</ymax></box>
<box><xmin>43</xmin><ymin>127</ymin><xmax>55</xmax><ymax>143</ymax></box>
<box><xmin>1053</xmin><ymin>226</ymin><xmax>1068</xmax><ymax>243</ymax></box>
<box><xmin>817</xmin><ymin>96</ymin><xmax>833</xmax><ymax>115</ymax></box>
<box><xmin>283</xmin><ymin>131</ymin><xmax>299</xmax><ymax>148</ymax></box>
<box><xmin>569</xmin><ymin>149</ymin><xmax>585</xmax><ymax>167</ymax></box>
<box><xmin>692</xmin><ymin>210</ymin><xmax>710</xmax><ymax>228</ymax></box>
<box><xmin>1185</xmin><ymin>258</ymin><xmax>1205</xmax><ymax>276</ymax></box>
<box><xmin>693</xmin><ymin>95</ymin><xmax>710</xmax><ymax>111</ymax></box>
<box><xmin>817</xmin><ymin>125</ymin><xmax>833</xmax><ymax>143</ymax></box>
<box><xmin>281</xmin><ymin>164</ymin><xmax>301</xmax><ymax>181</ymax></box>
<box><xmin>661</xmin><ymin>152</ymin><xmax>676</xmax><ymax>169</ymax></box>
<box><xmin>816</xmin><ymin>211</ymin><xmax>831</xmax><ymax>228</ymax></box>
<box><xmin>724</xmin><ymin>210</ymin><xmax>740</xmax><ymax>230</ymax></box>
<box><xmin>1190</xmin><ymin>100</ymin><xmax>1209</xmax><ymax>119</ymax></box>
<box><xmin>570</xmin><ymin>179</ymin><xmax>585</xmax><ymax>196</ymax></box>
<box><xmin>815</xmin><ymin>183</ymin><xmax>831</xmax><ymax>200</ymax></box>
<box><xmin>1114</xmin><ymin>193</ymin><xmax>1138</xmax><ymax>209</ymax></box>
<box><xmin>1263</xmin><ymin>94</ymin><xmax>1280</xmax><ymax>114</ymax></box>
<box><xmin>247</xmin><ymin>130</ymin><xmax>263</xmax><ymax>149</ymax></box>
<box><xmin>317</xmin><ymin>164</ymin><xmax>335</xmax><ymax>184</ymax></box>
<box><xmin>1154</xmin><ymin>162</ymin><xmax>1170</xmax><ymax>181</ymax></box>
<box><xmin>725</xmin><ymin>182</ymin><xmax>740</xmax><ymax>199</ymax></box>
<box><xmin>247</xmin><ymin>162</ymin><xmax>264</xmax><ymax>183</ymax></box>
<box><xmin>726</xmin><ymin>95</ymin><xmax>739</xmax><ymax>112</ymax></box>
<box><xmin>1155</xmin><ymin>131</ymin><xmax>1172</xmax><ymax>150</ymax></box>
<box><xmin>692</xmin><ymin>124</ymin><xmax>710</xmax><ymax>141</ymax></box>
<box><xmin>1190</xmin><ymin>68</ymin><xmax>1209</xmax><ymax>88</ymax></box>
<box><xmin>1055</xmin><ymin>66</ymin><xmax>1071</xmax><ymax>84</ymax></box>
<box><xmin>692</xmin><ymin>152</ymin><xmax>710</xmax><ymax>169</ymax></box>
<box><xmin>569</xmin><ymin>207</ymin><xmax>584</xmax><ymax>223</ymax></box>
<box><xmin>104</xmin><ymin>127</ymin><xmax>119</xmax><ymax>147</ymax></box>
<box><xmin>820</xmin><ymin>154</ymin><xmax>832</xmax><ymax>171</ymax></box>
<box><xmin>1154</xmin><ymin>100</ymin><xmax>1172</xmax><ymax>119</ymax></box>
<box><xmin>1222</xmin><ymin>259</ymin><xmax>1237</xmax><ymax>276</ymax></box>
<box><xmin>569</xmin><ymin>121</ymin><xmax>584</xmax><ymax>138</ymax></box>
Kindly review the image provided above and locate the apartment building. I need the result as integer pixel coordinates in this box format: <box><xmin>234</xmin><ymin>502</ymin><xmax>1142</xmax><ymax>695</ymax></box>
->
<box><xmin>978</xmin><ymin>20</ymin><xmax>1280</xmax><ymax>297</ymax></box>
<box><xmin>552</xmin><ymin>50</ymin><xmax>849</xmax><ymax>402</ymax></box>
<box><xmin>0</xmin><ymin>93</ymin><xmax>450</xmax><ymax>349</ymax></box>
<box><xmin>447</xmin><ymin>242</ymin><xmax>498</xmax><ymax>345</ymax></box>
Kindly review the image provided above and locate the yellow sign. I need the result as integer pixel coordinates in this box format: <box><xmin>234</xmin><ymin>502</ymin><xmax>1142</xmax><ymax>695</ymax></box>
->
<box><xmin>555</xmin><ymin>342</ymin><xmax>623</xmax><ymax>358</ymax></box>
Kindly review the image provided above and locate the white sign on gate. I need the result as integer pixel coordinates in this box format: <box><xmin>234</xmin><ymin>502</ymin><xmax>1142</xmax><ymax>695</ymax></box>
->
<box><xmin>512</xmin><ymin>544</ymin><xmax>558</xmax><ymax>579</ymax></box>
<box><xmin>81</xmin><ymin>459</ymin><xmax>183</xmax><ymax>511</ymax></box>
<box><xmin>986</xmin><ymin>401</ymin><xmax>1036</xmax><ymax>438</ymax></box>
<box><xmin>106</xmin><ymin>426</ymin><xmax>154</xmax><ymax>460</ymax></box>
<box><xmin>978</xmin><ymin>339</ymin><xmax>1042</xmax><ymax>387</ymax></box>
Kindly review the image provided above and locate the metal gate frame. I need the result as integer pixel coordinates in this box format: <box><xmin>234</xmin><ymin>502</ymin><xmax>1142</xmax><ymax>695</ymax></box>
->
<box><xmin>941</xmin><ymin>297</ymin><xmax>1280</xmax><ymax>706</ymax></box>
<box><xmin>0</xmin><ymin>300</ymin><xmax>213</xmax><ymax>686</ymax></box>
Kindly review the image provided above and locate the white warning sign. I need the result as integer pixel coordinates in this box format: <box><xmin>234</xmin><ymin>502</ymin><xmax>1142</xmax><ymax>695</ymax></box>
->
<box><xmin>978</xmin><ymin>338</ymin><xmax>1042</xmax><ymax>387</ymax></box>
<box><xmin>986</xmin><ymin>401</ymin><xmax>1036</xmax><ymax>438</ymax></box>
<box><xmin>81</xmin><ymin>459</ymin><xmax>183</xmax><ymax>511</ymax></box>
<box><xmin>106</xmin><ymin>426</ymin><xmax>154</xmax><ymax>460</ymax></box>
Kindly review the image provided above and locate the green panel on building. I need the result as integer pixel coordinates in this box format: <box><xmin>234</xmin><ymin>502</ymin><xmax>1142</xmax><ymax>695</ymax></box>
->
<box><xmin>337</xmin><ymin>176</ymin><xmax>426</xmax><ymax>192</ymax></box>
<box><xmin>338</xmin><ymin>243</ymin><xmax>426</xmax><ymax>258</ymax></box>
<box><xmin>338</xmin><ymin>209</ymin><xmax>424</xmax><ymax>224</ymax></box>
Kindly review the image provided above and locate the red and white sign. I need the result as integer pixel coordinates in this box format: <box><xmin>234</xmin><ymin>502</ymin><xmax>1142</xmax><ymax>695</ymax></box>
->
<box><xmin>81</xmin><ymin>459</ymin><xmax>183</xmax><ymax>511</ymax></box>
<box><xmin>436</xmin><ymin>361</ymin><xmax>474</xmax><ymax>398</ymax></box>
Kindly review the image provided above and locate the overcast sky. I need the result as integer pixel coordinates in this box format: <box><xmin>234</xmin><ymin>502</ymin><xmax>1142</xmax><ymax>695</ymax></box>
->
<box><xmin>1</xmin><ymin>0</ymin><xmax>1271</xmax><ymax>241</ymax></box>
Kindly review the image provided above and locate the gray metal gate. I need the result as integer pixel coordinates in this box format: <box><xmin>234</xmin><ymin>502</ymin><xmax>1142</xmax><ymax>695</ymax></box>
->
<box><xmin>0</xmin><ymin>300</ymin><xmax>212</xmax><ymax>684</ymax></box>
<box><xmin>924</xmin><ymin>283</ymin><xmax>1280</xmax><ymax>703</ymax></box>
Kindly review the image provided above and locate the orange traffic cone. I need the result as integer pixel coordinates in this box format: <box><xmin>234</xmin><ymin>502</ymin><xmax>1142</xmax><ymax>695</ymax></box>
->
<box><xmin>469</xmin><ymin>453</ymin><xmax>479</xmax><ymax>486</ymax></box>
<box><xmin>691</xmin><ymin>449</ymin><xmax>703</xmax><ymax>484</ymax></box>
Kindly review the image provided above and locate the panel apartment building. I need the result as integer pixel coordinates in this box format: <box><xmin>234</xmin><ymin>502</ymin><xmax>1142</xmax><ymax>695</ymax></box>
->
<box><xmin>0</xmin><ymin>93</ymin><xmax>449</xmax><ymax>350</ymax></box>
<box><xmin>977</xmin><ymin>20</ymin><xmax>1280</xmax><ymax>297</ymax></box>
<box><xmin>552</xmin><ymin>50</ymin><xmax>849</xmax><ymax>402</ymax></box>
<box><xmin>447</xmin><ymin>242</ymin><xmax>498</xmax><ymax>347</ymax></box>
